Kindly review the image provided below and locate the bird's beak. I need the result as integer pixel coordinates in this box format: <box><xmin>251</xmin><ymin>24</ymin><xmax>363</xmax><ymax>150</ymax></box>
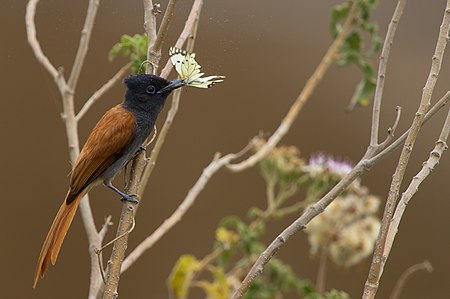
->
<box><xmin>158</xmin><ymin>79</ymin><xmax>185</xmax><ymax>94</ymax></box>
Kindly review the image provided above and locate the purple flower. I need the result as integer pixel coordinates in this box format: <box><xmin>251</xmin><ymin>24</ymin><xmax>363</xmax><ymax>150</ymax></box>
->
<box><xmin>303</xmin><ymin>153</ymin><xmax>353</xmax><ymax>178</ymax></box>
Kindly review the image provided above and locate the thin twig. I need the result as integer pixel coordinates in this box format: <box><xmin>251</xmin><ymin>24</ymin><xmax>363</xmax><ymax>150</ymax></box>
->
<box><xmin>378</xmin><ymin>106</ymin><xmax>402</xmax><ymax>151</ymax></box>
<box><xmin>275</xmin><ymin>200</ymin><xmax>310</xmax><ymax>216</ymax></box>
<box><xmin>97</xmin><ymin>250</ymin><xmax>106</xmax><ymax>285</ymax></box>
<box><xmin>67</xmin><ymin>0</ymin><xmax>100</xmax><ymax>90</ymax></box>
<box><xmin>96</xmin><ymin>217</ymin><xmax>136</xmax><ymax>286</ymax></box>
<box><xmin>96</xmin><ymin>215</ymin><xmax>114</xmax><ymax>285</ymax></box>
<box><xmin>363</xmin><ymin>3</ymin><xmax>450</xmax><ymax>298</ymax></box>
<box><xmin>370</xmin><ymin>91</ymin><xmax>450</xmax><ymax>163</ymax></box>
<box><xmin>389</xmin><ymin>261</ymin><xmax>433</xmax><ymax>299</ymax></box>
<box><xmin>76</xmin><ymin>62</ymin><xmax>131</xmax><ymax>121</ymax></box>
<box><xmin>143</xmin><ymin>0</ymin><xmax>157</xmax><ymax>74</ymax></box>
<box><xmin>25</xmin><ymin>0</ymin><xmax>62</xmax><ymax>88</ymax></box>
<box><xmin>384</xmin><ymin>107</ymin><xmax>450</xmax><ymax>266</ymax></box>
<box><xmin>316</xmin><ymin>247</ymin><xmax>328</xmax><ymax>295</ymax></box>
<box><xmin>121</xmin><ymin>142</ymin><xmax>253</xmax><ymax>273</ymax></box>
<box><xmin>370</xmin><ymin>0</ymin><xmax>408</xmax><ymax>148</ymax></box>
<box><xmin>145</xmin><ymin>126</ymin><xmax>158</xmax><ymax>147</ymax></box>
<box><xmin>97</xmin><ymin>217</ymin><xmax>136</xmax><ymax>254</ymax></box>
<box><xmin>146</xmin><ymin>0</ymin><xmax>178</xmax><ymax>73</ymax></box>
<box><xmin>99</xmin><ymin>215</ymin><xmax>113</xmax><ymax>240</ymax></box>
<box><xmin>226</xmin><ymin>0</ymin><xmax>359</xmax><ymax>173</ymax></box>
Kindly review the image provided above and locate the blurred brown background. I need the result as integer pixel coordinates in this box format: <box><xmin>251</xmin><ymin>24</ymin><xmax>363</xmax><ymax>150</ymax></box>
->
<box><xmin>2</xmin><ymin>0</ymin><xmax>450</xmax><ymax>298</ymax></box>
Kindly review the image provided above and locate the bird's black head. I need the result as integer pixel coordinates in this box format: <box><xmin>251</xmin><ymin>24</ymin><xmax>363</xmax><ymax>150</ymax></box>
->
<box><xmin>123</xmin><ymin>74</ymin><xmax>184</xmax><ymax>115</ymax></box>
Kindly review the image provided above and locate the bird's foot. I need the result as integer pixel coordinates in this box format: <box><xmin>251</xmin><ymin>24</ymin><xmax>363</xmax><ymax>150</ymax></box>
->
<box><xmin>121</xmin><ymin>193</ymin><xmax>139</xmax><ymax>204</ymax></box>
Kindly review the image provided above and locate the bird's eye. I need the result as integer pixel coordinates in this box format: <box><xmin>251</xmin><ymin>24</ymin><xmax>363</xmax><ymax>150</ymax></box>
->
<box><xmin>146</xmin><ymin>85</ymin><xmax>157</xmax><ymax>95</ymax></box>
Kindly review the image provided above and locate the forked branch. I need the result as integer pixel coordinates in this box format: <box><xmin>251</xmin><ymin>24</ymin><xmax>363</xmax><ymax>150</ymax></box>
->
<box><xmin>363</xmin><ymin>2</ymin><xmax>450</xmax><ymax>298</ymax></box>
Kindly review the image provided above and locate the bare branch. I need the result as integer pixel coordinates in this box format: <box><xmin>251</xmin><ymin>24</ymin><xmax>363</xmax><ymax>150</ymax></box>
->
<box><xmin>363</xmin><ymin>2</ymin><xmax>450</xmax><ymax>298</ymax></box>
<box><xmin>99</xmin><ymin>215</ymin><xmax>113</xmax><ymax>240</ymax></box>
<box><xmin>76</xmin><ymin>62</ymin><xmax>131</xmax><ymax>121</ymax></box>
<box><xmin>80</xmin><ymin>196</ymin><xmax>103</xmax><ymax>299</ymax></box>
<box><xmin>25</xmin><ymin>0</ymin><xmax>66</xmax><ymax>92</ymax></box>
<box><xmin>143</xmin><ymin>0</ymin><xmax>157</xmax><ymax>74</ymax></box>
<box><xmin>227</xmin><ymin>0</ymin><xmax>360</xmax><ymax>173</ymax></box>
<box><xmin>147</xmin><ymin>0</ymin><xmax>177</xmax><ymax>73</ymax></box>
<box><xmin>102</xmin><ymin>152</ymin><xmax>146</xmax><ymax>299</ymax></box>
<box><xmin>389</xmin><ymin>261</ymin><xmax>433</xmax><ymax>299</ymax></box>
<box><xmin>377</xmin><ymin>106</ymin><xmax>402</xmax><ymax>151</ymax></box>
<box><xmin>370</xmin><ymin>0</ymin><xmax>408</xmax><ymax>147</ymax></box>
<box><xmin>371</xmin><ymin>91</ymin><xmax>450</xmax><ymax>163</ymax></box>
<box><xmin>384</xmin><ymin>107</ymin><xmax>450</xmax><ymax>266</ymax></box>
<box><xmin>154</xmin><ymin>0</ymin><xmax>177</xmax><ymax>48</ymax></box>
<box><xmin>67</xmin><ymin>0</ymin><xmax>101</xmax><ymax>90</ymax></box>
<box><xmin>364</xmin><ymin>3</ymin><xmax>450</xmax><ymax>298</ymax></box>
<box><xmin>26</xmin><ymin>0</ymin><xmax>105</xmax><ymax>295</ymax></box>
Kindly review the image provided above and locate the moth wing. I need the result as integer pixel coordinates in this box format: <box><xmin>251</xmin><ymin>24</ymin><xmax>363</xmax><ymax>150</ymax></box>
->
<box><xmin>169</xmin><ymin>47</ymin><xmax>187</xmax><ymax>80</ymax></box>
<box><xmin>169</xmin><ymin>47</ymin><xmax>225</xmax><ymax>88</ymax></box>
<box><xmin>188</xmin><ymin>75</ymin><xmax>226</xmax><ymax>88</ymax></box>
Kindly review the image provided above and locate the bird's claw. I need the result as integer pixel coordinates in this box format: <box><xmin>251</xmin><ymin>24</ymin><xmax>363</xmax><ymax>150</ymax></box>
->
<box><xmin>121</xmin><ymin>193</ymin><xmax>139</xmax><ymax>204</ymax></box>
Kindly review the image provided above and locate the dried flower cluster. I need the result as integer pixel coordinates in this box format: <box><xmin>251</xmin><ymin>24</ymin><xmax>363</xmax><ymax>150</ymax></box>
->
<box><xmin>255</xmin><ymin>138</ymin><xmax>306</xmax><ymax>187</ymax></box>
<box><xmin>306</xmin><ymin>191</ymin><xmax>381</xmax><ymax>268</ymax></box>
<box><xmin>256</xmin><ymin>141</ymin><xmax>381</xmax><ymax>268</ymax></box>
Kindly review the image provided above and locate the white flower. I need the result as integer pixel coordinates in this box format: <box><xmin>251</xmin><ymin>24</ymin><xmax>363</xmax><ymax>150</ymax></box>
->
<box><xmin>305</xmin><ymin>193</ymin><xmax>381</xmax><ymax>267</ymax></box>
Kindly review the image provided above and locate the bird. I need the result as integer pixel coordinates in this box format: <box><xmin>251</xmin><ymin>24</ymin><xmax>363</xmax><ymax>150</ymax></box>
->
<box><xmin>33</xmin><ymin>74</ymin><xmax>184</xmax><ymax>288</ymax></box>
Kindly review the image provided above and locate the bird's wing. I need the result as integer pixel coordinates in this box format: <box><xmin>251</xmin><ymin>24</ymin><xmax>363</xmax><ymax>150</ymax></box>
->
<box><xmin>69</xmin><ymin>104</ymin><xmax>136</xmax><ymax>198</ymax></box>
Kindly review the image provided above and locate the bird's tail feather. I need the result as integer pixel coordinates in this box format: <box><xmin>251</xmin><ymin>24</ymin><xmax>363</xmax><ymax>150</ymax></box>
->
<box><xmin>33</xmin><ymin>192</ymin><xmax>82</xmax><ymax>288</ymax></box>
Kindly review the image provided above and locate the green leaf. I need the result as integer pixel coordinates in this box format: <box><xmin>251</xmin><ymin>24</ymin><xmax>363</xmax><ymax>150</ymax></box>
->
<box><xmin>167</xmin><ymin>255</ymin><xmax>201</xmax><ymax>299</ymax></box>
<box><xmin>215</xmin><ymin>243</ymin><xmax>236</xmax><ymax>268</ymax></box>
<box><xmin>109</xmin><ymin>33</ymin><xmax>148</xmax><ymax>74</ymax></box>
<box><xmin>219</xmin><ymin>216</ymin><xmax>244</xmax><ymax>229</ymax></box>
<box><xmin>330</xmin><ymin>3</ymin><xmax>350</xmax><ymax>38</ymax></box>
<box><xmin>330</xmin><ymin>0</ymin><xmax>381</xmax><ymax>109</ymax></box>
<box><xmin>350</xmin><ymin>72</ymin><xmax>376</xmax><ymax>108</ymax></box>
<box><xmin>247</xmin><ymin>207</ymin><xmax>263</xmax><ymax>219</ymax></box>
<box><xmin>108</xmin><ymin>43</ymin><xmax>123</xmax><ymax>61</ymax></box>
<box><xmin>346</xmin><ymin>32</ymin><xmax>361</xmax><ymax>52</ymax></box>
<box><xmin>324</xmin><ymin>289</ymin><xmax>351</xmax><ymax>299</ymax></box>
<box><xmin>121</xmin><ymin>34</ymin><xmax>131</xmax><ymax>45</ymax></box>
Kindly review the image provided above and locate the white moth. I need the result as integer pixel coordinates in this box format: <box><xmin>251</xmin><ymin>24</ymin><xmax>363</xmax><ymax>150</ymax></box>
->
<box><xmin>169</xmin><ymin>47</ymin><xmax>225</xmax><ymax>88</ymax></box>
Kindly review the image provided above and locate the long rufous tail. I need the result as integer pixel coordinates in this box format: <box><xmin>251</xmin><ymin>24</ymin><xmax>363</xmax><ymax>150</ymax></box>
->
<box><xmin>33</xmin><ymin>192</ymin><xmax>82</xmax><ymax>288</ymax></box>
